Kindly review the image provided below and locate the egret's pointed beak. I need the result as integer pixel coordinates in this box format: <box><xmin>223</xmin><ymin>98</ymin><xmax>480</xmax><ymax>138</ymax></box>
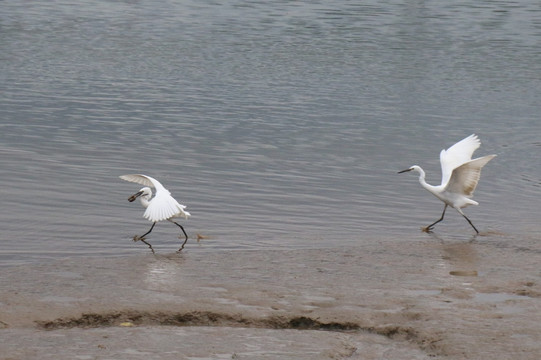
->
<box><xmin>398</xmin><ymin>168</ymin><xmax>413</xmax><ymax>174</ymax></box>
<box><xmin>128</xmin><ymin>190</ymin><xmax>144</xmax><ymax>202</ymax></box>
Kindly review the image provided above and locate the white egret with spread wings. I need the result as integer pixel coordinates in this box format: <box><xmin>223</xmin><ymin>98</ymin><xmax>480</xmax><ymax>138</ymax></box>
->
<box><xmin>120</xmin><ymin>174</ymin><xmax>190</xmax><ymax>252</ymax></box>
<box><xmin>398</xmin><ymin>134</ymin><xmax>496</xmax><ymax>233</ymax></box>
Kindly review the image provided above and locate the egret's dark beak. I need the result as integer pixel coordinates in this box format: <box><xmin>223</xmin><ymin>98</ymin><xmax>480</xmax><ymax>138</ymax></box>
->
<box><xmin>128</xmin><ymin>190</ymin><xmax>144</xmax><ymax>202</ymax></box>
<box><xmin>398</xmin><ymin>168</ymin><xmax>413</xmax><ymax>174</ymax></box>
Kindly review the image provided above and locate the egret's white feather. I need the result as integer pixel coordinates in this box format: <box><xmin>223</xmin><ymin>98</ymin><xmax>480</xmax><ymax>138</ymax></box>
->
<box><xmin>439</xmin><ymin>134</ymin><xmax>480</xmax><ymax>186</ymax></box>
<box><xmin>119</xmin><ymin>174</ymin><xmax>168</xmax><ymax>193</ymax></box>
<box><xmin>445</xmin><ymin>155</ymin><xmax>496</xmax><ymax>197</ymax></box>
<box><xmin>144</xmin><ymin>192</ymin><xmax>189</xmax><ymax>222</ymax></box>
<box><xmin>399</xmin><ymin>134</ymin><xmax>496</xmax><ymax>233</ymax></box>
<box><xmin>120</xmin><ymin>174</ymin><xmax>190</xmax><ymax>222</ymax></box>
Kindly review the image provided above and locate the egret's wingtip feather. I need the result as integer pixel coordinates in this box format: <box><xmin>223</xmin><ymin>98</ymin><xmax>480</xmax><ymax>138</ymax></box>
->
<box><xmin>119</xmin><ymin>174</ymin><xmax>161</xmax><ymax>189</ymax></box>
<box><xmin>446</xmin><ymin>153</ymin><xmax>496</xmax><ymax>197</ymax></box>
<box><xmin>439</xmin><ymin>134</ymin><xmax>484</xmax><ymax>186</ymax></box>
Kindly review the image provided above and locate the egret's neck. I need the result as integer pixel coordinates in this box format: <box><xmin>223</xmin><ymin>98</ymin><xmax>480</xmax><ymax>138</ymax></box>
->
<box><xmin>416</xmin><ymin>167</ymin><xmax>435</xmax><ymax>192</ymax></box>
<box><xmin>415</xmin><ymin>167</ymin><xmax>440</xmax><ymax>196</ymax></box>
<box><xmin>140</xmin><ymin>196</ymin><xmax>151</xmax><ymax>208</ymax></box>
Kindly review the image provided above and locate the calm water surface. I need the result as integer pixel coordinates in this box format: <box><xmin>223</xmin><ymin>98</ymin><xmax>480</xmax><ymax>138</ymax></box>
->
<box><xmin>1</xmin><ymin>0</ymin><xmax>540</xmax><ymax>265</ymax></box>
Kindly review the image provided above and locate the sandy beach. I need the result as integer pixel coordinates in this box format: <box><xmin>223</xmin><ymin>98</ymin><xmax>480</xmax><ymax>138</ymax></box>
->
<box><xmin>1</xmin><ymin>235</ymin><xmax>541</xmax><ymax>359</ymax></box>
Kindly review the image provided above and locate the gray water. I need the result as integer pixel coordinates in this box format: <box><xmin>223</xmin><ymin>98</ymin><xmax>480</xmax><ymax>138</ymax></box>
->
<box><xmin>1</xmin><ymin>0</ymin><xmax>540</xmax><ymax>266</ymax></box>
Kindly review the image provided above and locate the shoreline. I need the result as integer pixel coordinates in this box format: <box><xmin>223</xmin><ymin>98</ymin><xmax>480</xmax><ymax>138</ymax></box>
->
<box><xmin>1</xmin><ymin>238</ymin><xmax>541</xmax><ymax>359</ymax></box>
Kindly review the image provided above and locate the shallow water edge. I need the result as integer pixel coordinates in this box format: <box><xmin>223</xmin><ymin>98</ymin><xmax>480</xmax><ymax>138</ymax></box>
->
<box><xmin>1</xmin><ymin>237</ymin><xmax>541</xmax><ymax>359</ymax></box>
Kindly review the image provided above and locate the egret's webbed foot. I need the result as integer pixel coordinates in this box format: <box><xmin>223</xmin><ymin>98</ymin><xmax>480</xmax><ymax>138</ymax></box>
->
<box><xmin>422</xmin><ymin>205</ymin><xmax>447</xmax><ymax>233</ymax></box>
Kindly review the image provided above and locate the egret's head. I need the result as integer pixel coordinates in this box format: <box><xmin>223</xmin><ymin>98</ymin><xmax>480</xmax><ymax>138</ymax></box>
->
<box><xmin>128</xmin><ymin>187</ymin><xmax>152</xmax><ymax>202</ymax></box>
<box><xmin>398</xmin><ymin>165</ymin><xmax>421</xmax><ymax>174</ymax></box>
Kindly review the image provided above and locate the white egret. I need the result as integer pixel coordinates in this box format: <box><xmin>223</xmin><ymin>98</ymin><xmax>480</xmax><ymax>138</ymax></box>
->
<box><xmin>120</xmin><ymin>174</ymin><xmax>191</xmax><ymax>252</ymax></box>
<box><xmin>398</xmin><ymin>134</ymin><xmax>496</xmax><ymax>233</ymax></box>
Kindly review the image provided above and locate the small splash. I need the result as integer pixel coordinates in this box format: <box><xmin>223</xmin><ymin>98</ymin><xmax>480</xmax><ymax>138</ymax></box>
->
<box><xmin>196</xmin><ymin>234</ymin><xmax>209</xmax><ymax>242</ymax></box>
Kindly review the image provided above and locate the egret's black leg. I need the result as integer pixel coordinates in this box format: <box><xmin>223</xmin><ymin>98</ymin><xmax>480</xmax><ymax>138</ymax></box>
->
<box><xmin>426</xmin><ymin>204</ymin><xmax>447</xmax><ymax>231</ymax></box>
<box><xmin>171</xmin><ymin>221</ymin><xmax>188</xmax><ymax>252</ymax></box>
<box><xmin>133</xmin><ymin>222</ymin><xmax>156</xmax><ymax>253</ymax></box>
<box><xmin>139</xmin><ymin>238</ymin><xmax>155</xmax><ymax>254</ymax></box>
<box><xmin>461</xmin><ymin>214</ymin><xmax>479</xmax><ymax>234</ymax></box>
<box><xmin>140</xmin><ymin>222</ymin><xmax>156</xmax><ymax>238</ymax></box>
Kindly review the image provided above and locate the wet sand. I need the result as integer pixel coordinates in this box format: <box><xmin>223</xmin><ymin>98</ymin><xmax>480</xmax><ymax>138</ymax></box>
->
<box><xmin>1</xmin><ymin>235</ymin><xmax>541</xmax><ymax>359</ymax></box>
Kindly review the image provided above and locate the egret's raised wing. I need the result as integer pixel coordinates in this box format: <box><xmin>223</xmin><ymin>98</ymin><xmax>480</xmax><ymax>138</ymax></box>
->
<box><xmin>445</xmin><ymin>155</ymin><xmax>496</xmax><ymax>197</ymax></box>
<box><xmin>439</xmin><ymin>134</ymin><xmax>481</xmax><ymax>186</ymax></box>
<box><xmin>120</xmin><ymin>174</ymin><xmax>189</xmax><ymax>221</ymax></box>
<box><xmin>119</xmin><ymin>174</ymin><xmax>167</xmax><ymax>192</ymax></box>
<box><xmin>144</xmin><ymin>191</ymin><xmax>190</xmax><ymax>222</ymax></box>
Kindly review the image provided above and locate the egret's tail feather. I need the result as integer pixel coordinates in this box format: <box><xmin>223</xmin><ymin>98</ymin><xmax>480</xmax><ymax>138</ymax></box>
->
<box><xmin>179</xmin><ymin>208</ymin><xmax>191</xmax><ymax>219</ymax></box>
<box><xmin>452</xmin><ymin>195</ymin><xmax>479</xmax><ymax>210</ymax></box>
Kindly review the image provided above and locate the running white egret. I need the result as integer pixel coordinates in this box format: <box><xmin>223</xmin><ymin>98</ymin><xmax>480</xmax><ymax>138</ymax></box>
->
<box><xmin>398</xmin><ymin>134</ymin><xmax>496</xmax><ymax>233</ymax></box>
<box><xmin>120</xmin><ymin>174</ymin><xmax>191</xmax><ymax>252</ymax></box>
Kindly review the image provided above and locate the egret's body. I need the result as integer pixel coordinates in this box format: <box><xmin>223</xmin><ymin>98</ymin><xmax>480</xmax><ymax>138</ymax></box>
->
<box><xmin>120</xmin><ymin>174</ymin><xmax>190</xmax><ymax>252</ymax></box>
<box><xmin>399</xmin><ymin>134</ymin><xmax>496</xmax><ymax>233</ymax></box>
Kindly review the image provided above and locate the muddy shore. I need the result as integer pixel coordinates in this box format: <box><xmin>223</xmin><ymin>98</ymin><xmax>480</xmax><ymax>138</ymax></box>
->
<box><xmin>1</xmin><ymin>235</ymin><xmax>540</xmax><ymax>359</ymax></box>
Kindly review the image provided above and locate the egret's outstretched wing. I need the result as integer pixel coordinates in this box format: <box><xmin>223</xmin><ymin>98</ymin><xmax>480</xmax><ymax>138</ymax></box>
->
<box><xmin>120</xmin><ymin>174</ymin><xmax>189</xmax><ymax>221</ymax></box>
<box><xmin>445</xmin><ymin>154</ymin><xmax>496</xmax><ymax>197</ymax></box>
<box><xmin>440</xmin><ymin>134</ymin><xmax>481</xmax><ymax>186</ymax></box>
<box><xmin>120</xmin><ymin>174</ymin><xmax>166</xmax><ymax>192</ymax></box>
<box><xmin>144</xmin><ymin>191</ymin><xmax>190</xmax><ymax>222</ymax></box>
